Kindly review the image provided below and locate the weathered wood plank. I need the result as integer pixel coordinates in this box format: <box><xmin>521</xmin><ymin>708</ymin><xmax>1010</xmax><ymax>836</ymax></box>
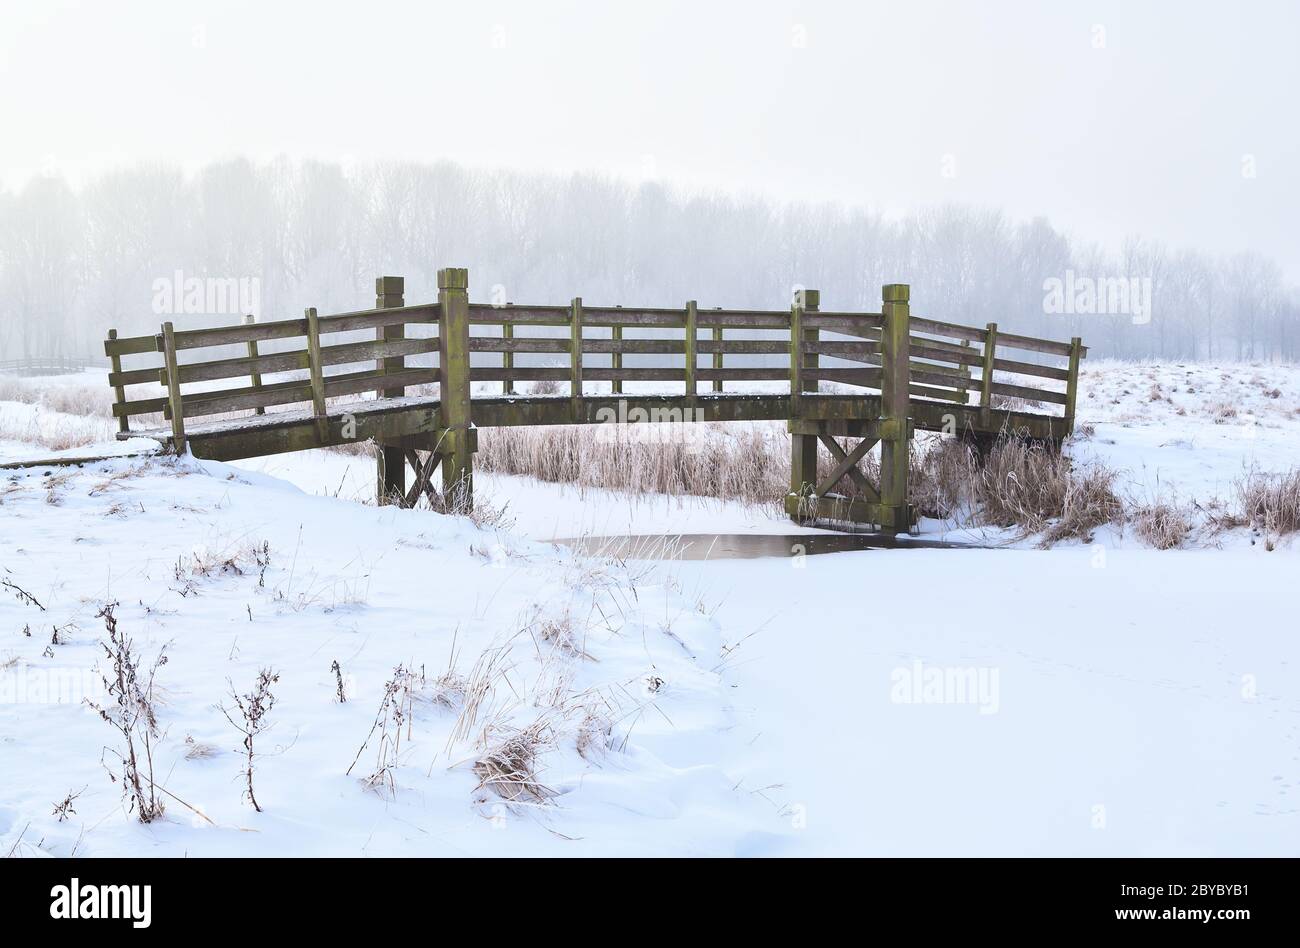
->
<box><xmin>305</xmin><ymin>308</ymin><xmax>328</xmax><ymax>427</ymax></box>
<box><xmin>991</xmin><ymin>356</ymin><xmax>1070</xmax><ymax>381</ymax></box>
<box><xmin>994</xmin><ymin>329</ymin><xmax>1080</xmax><ymax>358</ymax></box>
<box><xmin>696</xmin><ymin>339</ymin><xmax>789</xmax><ymax>355</ymax></box>
<box><xmin>711</xmin><ymin>327</ymin><xmax>723</xmax><ymax>392</ymax></box>
<box><xmin>685</xmin><ymin>300</ymin><xmax>697</xmax><ymax>398</ymax></box>
<box><xmin>1065</xmin><ymin>336</ymin><xmax>1083</xmax><ymax>431</ymax></box>
<box><xmin>471</xmin><ymin>367</ymin><xmax>570</xmax><ymax>382</ymax></box>
<box><xmin>803</xmin><ymin>367</ymin><xmax>885</xmax><ymax>387</ymax></box>
<box><xmin>469</xmin><ymin>336</ymin><xmax>571</xmax><ymax>353</ymax></box>
<box><xmin>580</xmin><ymin>338</ymin><xmax>682</xmax><ymax>355</ymax></box>
<box><xmin>244</xmin><ymin>314</ymin><xmax>266</xmax><ymax>415</ymax></box>
<box><xmin>804</xmin><ymin>314</ymin><xmax>885</xmax><ymax>333</ymax></box>
<box><xmin>161</xmin><ymin>322</ymin><xmax>186</xmax><ymax>453</ymax></box>
<box><xmin>438</xmin><ymin>268</ymin><xmax>474</xmax><ymax>504</ymax></box>
<box><xmin>879</xmin><ymin>284</ymin><xmax>912</xmax><ymax>533</ymax></box>
<box><xmin>909</xmin><ymin>316</ymin><xmax>998</xmax><ymax>345</ymax></box>
<box><xmin>815</xmin><ymin>434</ymin><xmax>877</xmax><ymax>498</ymax></box>
<box><xmin>104</xmin><ymin>333</ymin><xmax>158</xmax><ymax>357</ymax></box>
<box><xmin>107</xmin><ymin>365</ymin><xmax>162</xmax><ymax>387</ymax></box>
<box><xmin>697</xmin><ymin>368</ymin><xmax>790</xmax><ymax>382</ymax></box>
<box><xmin>375</xmin><ymin>276</ymin><xmax>407</xmax><ymax>503</ymax></box>
<box><xmin>169</xmin><ymin>336</ymin><xmax>439</xmax><ymax>385</ymax></box>
<box><xmin>611</xmin><ymin>324</ymin><xmax>622</xmax><ymax>395</ymax></box>
<box><xmin>107</xmin><ymin>330</ymin><xmax>130</xmax><ymax>433</ymax></box>
<box><xmin>570</xmin><ymin>297</ymin><xmax>583</xmax><ymax>406</ymax></box>
<box><xmin>502</xmin><ymin>322</ymin><xmax>515</xmax><ymax>395</ymax></box>
<box><xmin>695</xmin><ymin>310</ymin><xmax>791</xmax><ymax>329</ymax></box>
<box><xmin>988</xmin><ymin>380</ymin><xmax>1068</xmax><ymax>405</ymax></box>
<box><xmin>112</xmin><ymin>395</ymin><xmax>169</xmax><ymax>419</ymax></box>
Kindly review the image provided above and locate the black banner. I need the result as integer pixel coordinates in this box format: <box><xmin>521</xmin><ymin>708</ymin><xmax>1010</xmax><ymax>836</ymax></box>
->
<box><xmin>0</xmin><ymin>857</ymin><xmax>1286</xmax><ymax>933</ymax></box>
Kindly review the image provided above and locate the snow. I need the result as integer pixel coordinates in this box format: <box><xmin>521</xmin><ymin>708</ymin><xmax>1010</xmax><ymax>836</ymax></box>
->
<box><xmin>1</xmin><ymin>361</ymin><xmax>1298</xmax><ymax>856</ymax></box>
<box><xmin>0</xmin><ymin>455</ymin><xmax>782</xmax><ymax>856</ymax></box>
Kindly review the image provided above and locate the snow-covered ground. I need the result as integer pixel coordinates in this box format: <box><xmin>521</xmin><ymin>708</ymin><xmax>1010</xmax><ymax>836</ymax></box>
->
<box><xmin>1</xmin><ymin>361</ymin><xmax>1297</xmax><ymax>856</ymax></box>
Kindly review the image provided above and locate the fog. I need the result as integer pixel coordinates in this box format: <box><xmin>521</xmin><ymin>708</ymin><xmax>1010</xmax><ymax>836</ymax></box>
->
<box><xmin>1</xmin><ymin>1</ymin><xmax>1297</xmax><ymax>362</ymax></box>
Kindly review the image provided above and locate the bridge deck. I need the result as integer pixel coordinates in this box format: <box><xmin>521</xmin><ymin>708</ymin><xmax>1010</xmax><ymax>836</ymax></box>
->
<box><xmin>121</xmin><ymin>392</ymin><xmax>1068</xmax><ymax>462</ymax></box>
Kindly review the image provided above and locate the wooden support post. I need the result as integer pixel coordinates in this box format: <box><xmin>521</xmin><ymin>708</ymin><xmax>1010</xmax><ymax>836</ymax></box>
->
<box><xmin>244</xmin><ymin>314</ymin><xmax>265</xmax><ymax>415</ymax></box>
<box><xmin>502</xmin><ymin>319</ymin><xmax>515</xmax><ymax>395</ymax></box>
<box><xmin>879</xmin><ymin>284</ymin><xmax>912</xmax><ymax>533</ymax></box>
<box><xmin>438</xmin><ymin>267</ymin><xmax>474</xmax><ymax>508</ymax></box>
<box><xmin>785</xmin><ymin>289</ymin><xmax>819</xmax><ymax>521</ymax></box>
<box><xmin>802</xmin><ymin>289</ymin><xmax>820</xmax><ymax>392</ymax></box>
<box><xmin>684</xmin><ymin>299</ymin><xmax>698</xmax><ymax>400</ymax></box>
<box><xmin>375</xmin><ymin>276</ymin><xmax>405</xmax><ymax>504</ymax></box>
<box><xmin>611</xmin><ymin>323</ymin><xmax>623</xmax><ymax>395</ymax></box>
<box><xmin>711</xmin><ymin>325</ymin><xmax>723</xmax><ymax>393</ymax></box>
<box><xmin>160</xmin><ymin>322</ymin><xmax>186</xmax><ymax>454</ymax></box>
<box><xmin>305</xmin><ymin>307</ymin><xmax>328</xmax><ymax>446</ymax></box>
<box><xmin>980</xmin><ymin>322</ymin><xmax>998</xmax><ymax>426</ymax></box>
<box><xmin>570</xmin><ymin>297</ymin><xmax>583</xmax><ymax>413</ymax></box>
<box><xmin>1064</xmin><ymin>335</ymin><xmax>1083</xmax><ymax>435</ymax></box>
<box><xmin>107</xmin><ymin>329</ymin><xmax>129</xmax><ymax>434</ymax></box>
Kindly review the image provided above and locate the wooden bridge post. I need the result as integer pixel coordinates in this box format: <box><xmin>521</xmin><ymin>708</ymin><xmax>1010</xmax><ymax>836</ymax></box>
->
<box><xmin>570</xmin><ymin>296</ymin><xmax>583</xmax><ymax>415</ymax></box>
<box><xmin>787</xmin><ymin>289</ymin><xmax>819</xmax><ymax>518</ymax></box>
<box><xmin>107</xmin><ymin>329</ymin><xmax>129</xmax><ymax>434</ymax></box>
<box><xmin>375</xmin><ymin>276</ymin><xmax>406</xmax><ymax>504</ymax></box>
<box><xmin>685</xmin><ymin>299</ymin><xmax>698</xmax><ymax>402</ymax></box>
<box><xmin>711</xmin><ymin>324</ymin><xmax>723</xmax><ymax>393</ymax></box>
<box><xmin>611</xmin><ymin>323</ymin><xmax>623</xmax><ymax>395</ymax></box>
<box><xmin>880</xmin><ymin>284</ymin><xmax>913</xmax><ymax>533</ymax></box>
<box><xmin>305</xmin><ymin>307</ymin><xmax>330</xmax><ymax>446</ymax></box>
<box><xmin>502</xmin><ymin>318</ymin><xmax>515</xmax><ymax>395</ymax></box>
<box><xmin>160</xmin><ymin>321</ymin><xmax>186</xmax><ymax>454</ymax></box>
<box><xmin>1064</xmin><ymin>336</ymin><xmax>1082</xmax><ymax>435</ymax></box>
<box><xmin>243</xmin><ymin>314</ymin><xmax>266</xmax><ymax>415</ymax></box>
<box><xmin>979</xmin><ymin>321</ymin><xmax>998</xmax><ymax>427</ymax></box>
<box><xmin>438</xmin><ymin>268</ymin><xmax>474</xmax><ymax>509</ymax></box>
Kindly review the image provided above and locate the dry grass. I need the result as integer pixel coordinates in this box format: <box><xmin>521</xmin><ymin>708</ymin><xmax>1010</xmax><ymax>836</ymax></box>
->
<box><xmin>575</xmin><ymin>710</ymin><xmax>614</xmax><ymax>761</ymax></box>
<box><xmin>1131</xmin><ymin>500</ymin><xmax>1192</xmax><ymax>549</ymax></box>
<box><xmin>0</xmin><ymin>377</ymin><xmax>113</xmax><ymax>417</ymax></box>
<box><xmin>477</xmin><ymin>422</ymin><xmax>788</xmax><ymax>509</ymax></box>
<box><xmin>480</xmin><ymin>422</ymin><xmax>1127</xmax><ymax>545</ymax></box>
<box><xmin>908</xmin><ymin>438</ymin><xmax>977</xmax><ymax>520</ymax></box>
<box><xmin>529</xmin><ymin>612</ymin><xmax>593</xmax><ymax>660</ymax></box>
<box><xmin>1209</xmin><ymin>401</ymin><xmax>1239</xmax><ymax>423</ymax></box>
<box><xmin>1236</xmin><ymin>469</ymin><xmax>1300</xmax><ymax>546</ymax></box>
<box><xmin>972</xmin><ymin>434</ymin><xmax>1123</xmax><ymax>546</ymax></box>
<box><xmin>473</xmin><ymin>718</ymin><xmax>557</xmax><ymax>804</ymax></box>
<box><xmin>0</xmin><ymin>412</ymin><xmax>110</xmax><ymax>451</ymax></box>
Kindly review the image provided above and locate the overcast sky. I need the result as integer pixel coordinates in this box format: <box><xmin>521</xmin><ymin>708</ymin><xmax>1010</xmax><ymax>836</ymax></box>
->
<box><xmin>3</xmin><ymin>0</ymin><xmax>1297</xmax><ymax>278</ymax></box>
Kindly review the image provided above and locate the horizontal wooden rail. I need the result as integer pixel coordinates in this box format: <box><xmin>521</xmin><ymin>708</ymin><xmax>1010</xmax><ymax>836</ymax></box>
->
<box><xmin>169</xmin><ymin>366</ymin><xmax>439</xmax><ymax>420</ymax></box>
<box><xmin>169</xmin><ymin>304</ymin><xmax>437</xmax><ymax>351</ymax></box>
<box><xmin>164</xmin><ymin>336</ymin><xmax>439</xmax><ymax>386</ymax></box>
<box><xmin>986</xmin><ymin>380</ymin><xmax>1068</xmax><ymax>406</ymax></box>
<box><xmin>104</xmin><ymin>334</ymin><xmax>159</xmax><ymax>357</ymax></box>
<box><xmin>468</xmin><ymin>337</ymin><xmax>570</xmax><ymax>354</ymax></box>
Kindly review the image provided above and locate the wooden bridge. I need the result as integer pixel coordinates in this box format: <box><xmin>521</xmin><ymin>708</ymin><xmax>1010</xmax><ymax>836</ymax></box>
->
<box><xmin>0</xmin><ymin>356</ymin><xmax>102</xmax><ymax>377</ymax></box>
<box><xmin>104</xmin><ymin>269</ymin><xmax>1086</xmax><ymax>534</ymax></box>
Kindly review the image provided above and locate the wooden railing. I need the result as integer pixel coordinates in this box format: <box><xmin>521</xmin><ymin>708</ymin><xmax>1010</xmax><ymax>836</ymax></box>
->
<box><xmin>103</xmin><ymin>269</ymin><xmax>1085</xmax><ymax>529</ymax></box>
<box><xmin>0</xmin><ymin>356</ymin><xmax>103</xmax><ymax>377</ymax></box>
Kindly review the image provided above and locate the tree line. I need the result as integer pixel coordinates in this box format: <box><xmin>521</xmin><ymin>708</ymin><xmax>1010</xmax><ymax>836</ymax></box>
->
<box><xmin>1</xmin><ymin>157</ymin><xmax>1295</xmax><ymax>362</ymax></box>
